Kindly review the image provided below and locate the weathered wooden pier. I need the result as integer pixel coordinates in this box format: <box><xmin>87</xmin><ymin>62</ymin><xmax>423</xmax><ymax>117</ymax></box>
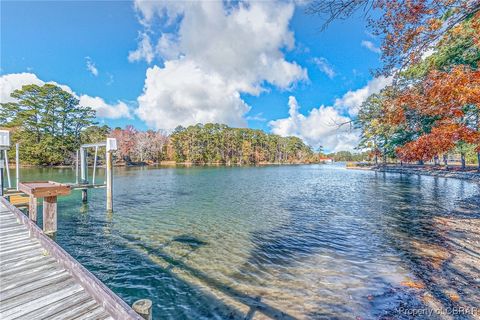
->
<box><xmin>0</xmin><ymin>131</ymin><xmax>152</xmax><ymax>320</ymax></box>
<box><xmin>0</xmin><ymin>197</ymin><xmax>144</xmax><ymax>320</ymax></box>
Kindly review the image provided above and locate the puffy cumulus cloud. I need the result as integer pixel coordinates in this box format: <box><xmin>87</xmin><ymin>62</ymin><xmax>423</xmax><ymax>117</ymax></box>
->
<box><xmin>334</xmin><ymin>75</ymin><xmax>393</xmax><ymax>116</ymax></box>
<box><xmin>269</xmin><ymin>96</ymin><xmax>360</xmax><ymax>152</ymax></box>
<box><xmin>136</xmin><ymin>62</ymin><xmax>250</xmax><ymax>129</ymax></box>
<box><xmin>270</xmin><ymin>76</ymin><xmax>393</xmax><ymax>152</ymax></box>
<box><xmin>79</xmin><ymin>95</ymin><xmax>131</xmax><ymax>119</ymax></box>
<box><xmin>0</xmin><ymin>73</ymin><xmax>131</xmax><ymax>119</ymax></box>
<box><xmin>0</xmin><ymin>72</ymin><xmax>44</xmax><ymax>103</ymax></box>
<box><xmin>132</xmin><ymin>0</ymin><xmax>307</xmax><ymax>129</ymax></box>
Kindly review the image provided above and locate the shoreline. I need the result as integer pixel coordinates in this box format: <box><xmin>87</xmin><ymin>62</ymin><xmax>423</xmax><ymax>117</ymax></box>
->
<box><xmin>348</xmin><ymin>164</ymin><xmax>480</xmax><ymax>182</ymax></box>
<box><xmin>8</xmin><ymin>161</ymin><xmax>323</xmax><ymax>169</ymax></box>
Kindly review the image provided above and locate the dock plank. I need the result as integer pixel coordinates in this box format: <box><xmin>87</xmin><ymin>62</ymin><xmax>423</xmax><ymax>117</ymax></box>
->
<box><xmin>19</xmin><ymin>290</ymin><xmax>92</xmax><ymax>320</ymax></box>
<box><xmin>0</xmin><ymin>199</ymin><xmax>142</xmax><ymax>320</ymax></box>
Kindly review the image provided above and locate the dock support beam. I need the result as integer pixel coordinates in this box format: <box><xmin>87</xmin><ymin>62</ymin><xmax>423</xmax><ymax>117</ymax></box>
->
<box><xmin>106</xmin><ymin>150</ymin><xmax>113</xmax><ymax>212</ymax></box>
<box><xmin>29</xmin><ymin>196</ymin><xmax>37</xmax><ymax>222</ymax></box>
<box><xmin>132</xmin><ymin>299</ymin><xmax>152</xmax><ymax>320</ymax></box>
<box><xmin>43</xmin><ymin>196</ymin><xmax>57</xmax><ymax>235</ymax></box>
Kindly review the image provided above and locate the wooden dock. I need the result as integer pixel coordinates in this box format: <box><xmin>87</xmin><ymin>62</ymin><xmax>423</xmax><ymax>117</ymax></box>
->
<box><xmin>0</xmin><ymin>197</ymin><xmax>143</xmax><ymax>320</ymax></box>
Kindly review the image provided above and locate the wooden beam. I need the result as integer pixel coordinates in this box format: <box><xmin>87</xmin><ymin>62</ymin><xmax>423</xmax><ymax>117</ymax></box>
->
<box><xmin>18</xmin><ymin>181</ymin><xmax>70</xmax><ymax>198</ymax></box>
<box><xmin>43</xmin><ymin>196</ymin><xmax>57</xmax><ymax>235</ymax></box>
<box><xmin>29</xmin><ymin>195</ymin><xmax>37</xmax><ymax>222</ymax></box>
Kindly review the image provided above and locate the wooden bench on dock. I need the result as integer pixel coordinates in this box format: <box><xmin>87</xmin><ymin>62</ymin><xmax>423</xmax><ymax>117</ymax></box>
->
<box><xmin>0</xmin><ymin>197</ymin><xmax>143</xmax><ymax>320</ymax></box>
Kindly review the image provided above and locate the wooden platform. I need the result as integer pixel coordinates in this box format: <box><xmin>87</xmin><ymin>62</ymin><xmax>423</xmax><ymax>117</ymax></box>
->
<box><xmin>7</xmin><ymin>194</ymin><xmax>29</xmax><ymax>207</ymax></box>
<box><xmin>0</xmin><ymin>198</ymin><xmax>142</xmax><ymax>320</ymax></box>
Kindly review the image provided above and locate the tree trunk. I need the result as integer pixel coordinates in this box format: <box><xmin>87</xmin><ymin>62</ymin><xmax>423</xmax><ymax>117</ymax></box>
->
<box><xmin>434</xmin><ymin>155</ymin><xmax>439</xmax><ymax>166</ymax></box>
<box><xmin>443</xmin><ymin>154</ymin><xmax>449</xmax><ymax>171</ymax></box>
<box><xmin>461</xmin><ymin>153</ymin><xmax>466</xmax><ymax>170</ymax></box>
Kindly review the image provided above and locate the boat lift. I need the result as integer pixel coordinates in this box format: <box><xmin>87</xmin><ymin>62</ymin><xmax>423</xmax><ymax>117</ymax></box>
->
<box><xmin>0</xmin><ymin>130</ymin><xmax>117</xmax><ymax>212</ymax></box>
<box><xmin>75</xmin><ymin>138</ymin><xmax>117</xmax><ymax>212</ymax></box>
<box><xmin>0</xmin><ymin>130</ymin><xmax>11</xmax><ymax>196</ymax></box>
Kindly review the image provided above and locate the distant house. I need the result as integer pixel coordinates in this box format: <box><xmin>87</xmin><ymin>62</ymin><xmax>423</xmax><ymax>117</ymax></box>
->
<box><xmin>319</xmin><ymin>157</ymin><xmax>333</xmax><ymax>163</ymax></box>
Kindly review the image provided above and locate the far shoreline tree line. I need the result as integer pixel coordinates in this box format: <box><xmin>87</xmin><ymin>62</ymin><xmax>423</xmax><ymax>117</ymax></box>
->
<box><xmin>0</xmin><ymin>85</ymin><xmax>328</xmax><ymax>166</ymax></box>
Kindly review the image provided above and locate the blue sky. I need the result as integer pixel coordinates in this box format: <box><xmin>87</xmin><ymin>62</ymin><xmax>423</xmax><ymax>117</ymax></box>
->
<box><xmin>1</xmin><ymin>1</ymin><xmax>390</xmax><ymax>152</ymax></box>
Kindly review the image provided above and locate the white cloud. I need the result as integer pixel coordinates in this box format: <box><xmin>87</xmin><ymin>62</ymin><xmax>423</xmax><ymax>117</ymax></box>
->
<box><xmin>128</xmin><ymin>32</ymin><xmax>154</xmax><ymax>64</ymax></box>
<box><xmin>155</xmin><ymin>33</ymin><xmax>180</xmax><ymax>60</ymax></box>
<box><xmin>132</xmin><ymin>0</ymin><xmax>307</xmax><ymax>130</ymax></box>
<box><xmin>311</xmin><ymin>57</ymin><xmax>335</xmax><ymax>78</ymax></box>
<box><xmin>334</xmin><ymin>75</ymin><xmax>392</xmax><ymax>116</ymax></box>
<box><xmin>269</xmin><ymin>96</ymin><xmax>359</xmax><ymax>152</ymax></box>
<box><xmin>246</xmin><ymin>112</ymin><xmax>267</xmax><ymax>122</ymax></box>
<box><xmin>361</xmin><ymin>40</ymin><xmax>381</xmax><ymax>54</ymax></box>
<box><xmin>85</xmin><ymin>56</ymin><xmax>99</xmax><ymax>76</ymax></box>
<box><xmin>269</xmin><ymin>76</ymin><xmax>393</xmax><ymax>152</ymax></box>
<box><xmin>79</xmin><ymin>95</ymin><xmax>131</xmax><ymax>119</ymax></box>
<box><xmin>0</xmin><ymin>72</ymin><xmax>44</xmax><ymax>103</ymax></box>
<box><xmin>0</xmin><ymin>72</ymin><xmax>131</xmax><ymax>119</ymax></box>
<box><xmin>136</xmin><ymin>61</ymin><xmax>250</xmax><ymax>129</ymax></box>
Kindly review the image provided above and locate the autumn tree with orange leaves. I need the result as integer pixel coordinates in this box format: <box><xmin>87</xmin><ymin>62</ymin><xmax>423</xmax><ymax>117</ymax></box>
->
<box><xmin>313</xmin><ymin>0</ymin><xmax>480</xmax><ymax>169</ymax></box>
<box><xmin>394</xmin><ymin>66</ymin><xmax>480</xmax><ymax>166</ymax></box>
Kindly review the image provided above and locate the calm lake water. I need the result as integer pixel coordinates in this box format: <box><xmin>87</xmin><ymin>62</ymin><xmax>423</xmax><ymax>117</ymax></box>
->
<box><xmin>18</xmin><ymin>164</ymin><xmax>480</xmax><ymax>319</ymax></box>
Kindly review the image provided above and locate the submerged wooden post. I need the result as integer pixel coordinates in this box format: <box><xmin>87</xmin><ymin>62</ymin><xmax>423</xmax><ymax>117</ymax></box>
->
<box><xmin>43</xmin><ymin>196</ymin><xmax>57</xmax><ymax>235</ymax></box>
<box><xmin>29</xmin><ymin>195</ymin><xmax>37</xmax><ymax>222</ymax></box>
<box><xmin>132</xmin><ymin>299</ymin><xmax>152</xmax><ymax>320</ymax></box>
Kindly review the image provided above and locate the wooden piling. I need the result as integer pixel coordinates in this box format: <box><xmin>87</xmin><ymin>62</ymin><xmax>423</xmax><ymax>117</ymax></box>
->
<box><xmin>43</xmin><ymin>196</ymin><xmax>57</xmax><ymax>235</ymax></box>
<box><xmin>106</xmin><ymin>151</ymin><xmax>113</xmax><ymax>212</ymax></box>
<box><xmin>132</xmin><ymin>299</ymin><xmax>152</xmax><ymax>320</ymax></box>
<box><xmin>28</xmin><ymin>195</ymin><xmax>37</xmax><ymax>222</ymax></box>
<box><xmin>82</xmin><ymin>188</ymin><xmax>88</xmax><ymax>202</ymax></box>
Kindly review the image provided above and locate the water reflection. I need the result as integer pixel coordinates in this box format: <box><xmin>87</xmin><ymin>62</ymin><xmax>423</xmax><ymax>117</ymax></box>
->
<box><xmin>19</xmin><ymin>165</ymin><xmax>480</xmax><ymax>319</ymax></box>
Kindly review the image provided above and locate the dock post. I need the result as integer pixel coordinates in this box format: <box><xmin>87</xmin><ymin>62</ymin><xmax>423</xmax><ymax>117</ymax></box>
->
<box><xmin>106</xmin><ymin>150</ymin><xmax>113</xmax><ymax>212</ymax></box>
<box><xmin>132</xmin><ymin>299</ymin><xmax>152</xmax><ymax>320</ymax></box>
<box><xmin>80</xmin><ymin>147</ymin><xmax>88</xmax><ymax>202</ymax></box>
<box><xmin>29</xmin><ymin>195</ymin><xmax>37</xmax><ymax>222</ymax></box>
<box><xmin>43</xmin><ymin>196</ymin><xmax>57</xmax><ymax>235</ymax></box>
<box><xmin>16</xmin><ymin>143</ymin><xmax>20</xmax><ymax>190</ymax></box>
